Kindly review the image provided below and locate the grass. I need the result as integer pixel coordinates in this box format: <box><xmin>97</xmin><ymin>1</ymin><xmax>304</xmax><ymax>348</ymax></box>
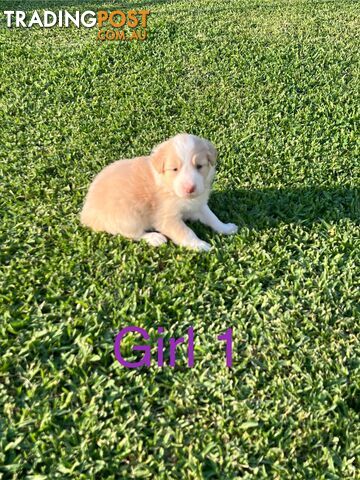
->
<box><xmin>0</xmin><ymin>0</ymin><xmax>359</xmax><ymax>478</ymax></box>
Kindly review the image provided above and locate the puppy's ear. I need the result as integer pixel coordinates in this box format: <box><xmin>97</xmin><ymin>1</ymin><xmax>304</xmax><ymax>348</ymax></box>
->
<box><xmin>204</xmin><ymin>139</ymin><xmax>218</xmax><ymax>166</ymax></box>
<box><xmin>150</xmin><ymin>143</ymin><xmax>166</xmax><ymax>174</ymax></box>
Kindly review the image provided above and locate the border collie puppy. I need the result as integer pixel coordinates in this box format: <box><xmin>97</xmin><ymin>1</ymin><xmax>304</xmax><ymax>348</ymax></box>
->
<box><xmin>80</xmin><ymin>133</ymin><xmax>237</xmax><ymax>251</ymax></box>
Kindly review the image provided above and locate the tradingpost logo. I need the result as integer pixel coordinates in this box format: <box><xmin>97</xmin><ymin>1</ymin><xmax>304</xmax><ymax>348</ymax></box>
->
<box><xmin>3</xmin><ymin>9</ymin><xmax>151</xmax><ymax>41</ymax></box>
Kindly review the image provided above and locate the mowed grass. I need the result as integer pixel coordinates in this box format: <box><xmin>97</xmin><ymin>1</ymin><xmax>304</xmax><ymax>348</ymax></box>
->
<box><xmin>0</xmin><ymin>0</ymin><xmax>359</xmax><ymax>478</ymax></box>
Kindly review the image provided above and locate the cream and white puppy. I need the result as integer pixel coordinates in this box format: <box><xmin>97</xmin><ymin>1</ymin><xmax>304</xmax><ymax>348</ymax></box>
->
<box><xmin>80</xmin><ymin>133</ymin><xmax>237</xmax><ymax>251</ymax></box>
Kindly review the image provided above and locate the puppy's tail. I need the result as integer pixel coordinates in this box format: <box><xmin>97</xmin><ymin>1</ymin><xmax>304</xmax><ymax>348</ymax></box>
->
<box><xmin>80</xmin><ymin>205</ymin><xmax>105</xmax><ymax>232</ymax></box>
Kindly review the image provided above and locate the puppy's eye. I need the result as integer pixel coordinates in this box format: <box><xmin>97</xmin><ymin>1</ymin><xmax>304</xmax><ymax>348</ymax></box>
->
<box><xmin>173</xmin><ymin>168</ymin><xmax>178</xmax><ymax>172</ymax></box>
<box><xmin>196</xmin><ymin>165</ymin><xmax>203</xmax><ymax>170</ymax></box>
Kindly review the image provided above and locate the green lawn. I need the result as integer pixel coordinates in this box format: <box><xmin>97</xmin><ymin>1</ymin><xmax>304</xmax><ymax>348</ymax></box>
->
<box><xmin>0</xmin><ymin>0</ymin><xmax>359</xmax><ymax>478</ymax></box>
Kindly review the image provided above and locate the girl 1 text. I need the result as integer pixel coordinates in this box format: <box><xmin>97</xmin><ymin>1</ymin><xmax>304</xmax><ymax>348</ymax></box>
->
<box><xmin>114</xmin><ymin>326</ymin><xmax>233</xmax><ymax>368</ymax></box>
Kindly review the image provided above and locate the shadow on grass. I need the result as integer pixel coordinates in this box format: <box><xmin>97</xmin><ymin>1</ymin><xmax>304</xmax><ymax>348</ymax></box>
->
<box><xmin>209</xmin><ymin>187</ymin><xmax>359</xmax><ymax>230</ymax></box>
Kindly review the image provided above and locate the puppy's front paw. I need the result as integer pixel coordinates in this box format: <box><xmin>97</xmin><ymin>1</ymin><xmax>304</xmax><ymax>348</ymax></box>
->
<box><xmin>141</xmin><ymin>232</ymin><xmax>168</xmax><ymax>247</ymax></box>
<box><xmin>188</xmin><ymin>240</ymin><xmax>212</xmax><ymax>252</ymax></box>
<box><xmin>218</xmin><ymin>223</ymin><xmax>238</xmax><ymax>235</ymax></box>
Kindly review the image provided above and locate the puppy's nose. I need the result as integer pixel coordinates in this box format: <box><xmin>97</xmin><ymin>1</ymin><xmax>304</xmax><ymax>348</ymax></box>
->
<box><xmin>184</xmin><ymin>184</ymin><xmax>196</xmax><ymax>194</ymax></box>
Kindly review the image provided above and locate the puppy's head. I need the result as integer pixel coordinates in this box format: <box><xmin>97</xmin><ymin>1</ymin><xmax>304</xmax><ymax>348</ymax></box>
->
<box><xmin>150</xmin><ymin>133</ymin><xmax>217</xmax><ymax>198</ymax></box>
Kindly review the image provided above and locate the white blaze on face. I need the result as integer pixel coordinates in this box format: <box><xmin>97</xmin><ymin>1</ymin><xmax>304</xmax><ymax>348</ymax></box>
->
<box><xmin>173</xmin><ymin>134</ymin><xmax>205</xmax><ymax>198</ymax></box>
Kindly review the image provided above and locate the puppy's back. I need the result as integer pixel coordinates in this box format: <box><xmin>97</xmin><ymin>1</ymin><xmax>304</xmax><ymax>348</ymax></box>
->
<box><xmin>80</xmin><ymin>156</ymin><xmax>156</xmax><ymax>235</ymax></box>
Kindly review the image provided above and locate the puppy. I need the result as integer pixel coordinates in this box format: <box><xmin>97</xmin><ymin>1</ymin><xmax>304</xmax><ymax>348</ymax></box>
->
<box><xmin>80</xmin><ymin>133</ymin><xmax>237</xmax><ymax>251</ymax></box>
